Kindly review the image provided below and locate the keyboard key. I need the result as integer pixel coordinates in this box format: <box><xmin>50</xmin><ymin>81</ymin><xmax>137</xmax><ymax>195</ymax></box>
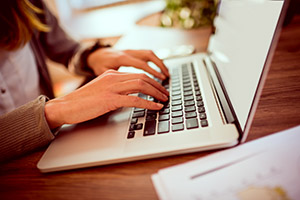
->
<box><xmin>129</xmin><ymin>124</ymin><xmax>135</xmax><ymax>131</ymax></box>
<box><xmin>184</xmin><ymin>95</ymin><xmax>194</xmax><ymax>101</ymax></box>
<box><xmin>131</xmin><ymin>118</ymin><xmax>138</xmax><ymax>124</ymax></box>
<box><xmin>184</xmin><ymin>91</ymin><xmax>193</xmax><ymax>96</ymax></box>
<box><xmin>146</xmin><ymin>114</ymin><xmax>157</xmax><ymax>121</ymax></box>
<box><xmin>184</xmin><ymin>100</ymin><xmax>195</xmax><ymax>107</ymax></box>
<box><xmin>138</xmin><ymin>93</ymin><xmax>147</xmax><ymax>99</ymax></box>
<box><xmin>195</xmin><ymin>91</ymin><xmax>201</xmax><ymax>96</ymax></box>
<box><xmin>159</xmin><ymin>114</ymin><xmax>170</xmax><ymax>121</ymax></box>
<box><xmin>185</xmin><ymin>112</ymin><xmax>197</xmax><ymax>119</ymax></box>
<box><xmin>172</xmin><ymin>117</ymin><xmax>183</xmax><ymax>124</ymax></box>
<box><xmin>197</xmin><ymin>101</ymin><xmax>204</xmax><ymax>107</ymax></box>
<box><xmin>182</xmin><ymin>73</ymin><xmax>189</xmax><ymax>78</ymax></box>
<box><xmin>127</xmin><ymin>131</ymin><xmax>135</xmax><ymax>139</ymax></box>
<box><xmin>196</xmin><ymin>96</ymin><xmax>202</xmax><ymax>101</ymax></box>
<box><xmin>182</xmin><ymin>63</ymin><xmax>188</xmax><ymax>69</ymax></box>
<box><xmin>135</xmin><ymin>123</ymin><xmax>143</xmax><ymax>130</ymax></box>
<box><xmin>134</xmin><ymin>108</ymin><xmax>145</xmax><ymax>113</ymax></box>
<box><xmin>172</xmin><ymin>76</ymin><xmax>180</xmax><ymax>81</ymax></box>
<box><xmin>172</xmin><ymin>124</ymin><xmax>184</xmax><ymax>132</ymax></box>
<box><xmin>183</xmin><ymin>83</ymin><xmax>192</xmax><ymax>88</ymax></box>
<box><xmin>198</xmin><ymin>106</ymin><xmax>205</xmax><ymax>113</ymax></box>
<box><xmin>183</xmin><ymin>87</ymin><xmax>192</xmax><ymax>92</ymax></box>
<box><xmin>199</xmin><ymin>113</ymin><xmax>207</xmax><ymax>120</ymax></box>
<box><xmin>130</xmin><ymin>123</ymin><xmax>143</xmax><ymax>131</ymax></box>
<box><xmin>144</xmin><ymin>120</ymin><xmax>156</xmax><ymax>136</ymax></box>
<box><xmin>147</xmin><ymin>110</ymin><xmax>158</xmax><ymax>115</ymax></box>
<box><xmin>132</xmin><ymin>111</ymin><xmax>145</xmax><ymax>118</ymax></box>
<box><xmin>158</xmin><ymin>121</ymin><xmax>170</xmax><ymax>134</ymax></box>
<box><xmin>171</xmin><ymin>81</ymin><xmax>179</xmax><ymax>86</ymax></box>
<box><xmin>148</xmin><ymin>96</ymin><xmax>154</xmax><ymax>101</ymax></box>
<box><xmin>171</xmin><ymin>105</ymin><xmax>182</xmax><ymax>112</ymax></box>
<box><xmin>159</xmin><ymin>108</ymin><xmax>170</xmax><ymax>114</ymax></box>
<box><xmin>186</xmin><ymin>118</ymin><xmax>199</xmax><ymax>129</ymax></box>
<box><xmin>183</xmin><ymin>79</ymin><xmax>191</xmax><ymax>84</ymax></box>
<box><xmin>172</xmin><ymin>95</ymin><xmax>181</xmax><ymax>101</ymax></box>
<box><xmin>172</xmin><ymin>86</ymin><xmax>181</xmax><ymax>92</ymax></box>
<box><xmin>172</xmin><ymin>83</ymin><xmax>180</xmax><ymax>88</ymax></box>
<box><xmin>172</xmin><ymin>100</ymin><xmax>182</xmax><ymax>106</ymax></box>
<box><xmin>182</xmin><ymin>78</ymin><xmax>190</xmax><ymax>82</ymax></box>
<box><xmin>201</xmin><ymin>119</ymin><xmax>208</xmax><ymax>127</ymax></box>
<box><xmin>185</xmin><ymin>106</ymin><xmax>196</xmax><ymax>112</ymax></box>
<box><xmin>172</xmin><ymin>111</ymin><xmax>183</xmax><ymax>118</ymax></box>
<box><xmin>172</xmin><ymin>91</ymin><xmax>181</xmax><ymax>96</ymax></box>
<box><xmin>163</xmin><ymin>101</ymin><xmax>170</xmax><ymax>108</ymax></box>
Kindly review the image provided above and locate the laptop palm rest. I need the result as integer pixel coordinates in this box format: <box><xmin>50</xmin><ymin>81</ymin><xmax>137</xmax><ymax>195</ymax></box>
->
<box><xmin>37</xmin><ymin>108</ymin><xmax>132</xmax><ymax>172</ymax></box>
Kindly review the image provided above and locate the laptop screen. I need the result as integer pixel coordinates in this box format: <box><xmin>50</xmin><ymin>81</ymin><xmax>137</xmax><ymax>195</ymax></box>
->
<box><xmin>208</xmin><ymin>0</ymin><xmax>285</xmax><ymax>131</ymax></box>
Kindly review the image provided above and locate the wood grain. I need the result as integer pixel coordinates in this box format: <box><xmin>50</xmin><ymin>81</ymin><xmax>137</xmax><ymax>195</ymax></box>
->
<box><xmin>0</xmin><ymin>14</ymin><xmax>299</xmax><ymax>200</ymax></box>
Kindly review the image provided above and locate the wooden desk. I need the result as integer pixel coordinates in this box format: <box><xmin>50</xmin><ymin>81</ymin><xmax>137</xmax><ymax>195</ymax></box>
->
<box><xmin>1</xmin><ymin>15</ymin><xmax>300</xmax><ymax>200</ymax></box>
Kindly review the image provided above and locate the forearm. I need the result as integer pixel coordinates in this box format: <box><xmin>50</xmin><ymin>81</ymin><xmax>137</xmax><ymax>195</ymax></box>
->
<box><xmin>0</xmin><ymin>96</ymin><xmax>55</xmax><ymax>163</ymax></box>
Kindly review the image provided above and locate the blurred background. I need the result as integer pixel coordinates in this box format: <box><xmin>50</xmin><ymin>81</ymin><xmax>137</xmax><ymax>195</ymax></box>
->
<box><xmin>45</xmin><ymin>0</ymin><xmax>299</xmax><ymax>97</ymax></box>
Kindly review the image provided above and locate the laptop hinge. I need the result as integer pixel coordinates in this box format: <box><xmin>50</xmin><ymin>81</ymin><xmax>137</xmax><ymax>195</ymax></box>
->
<box><xmin>203</xmin><ymin>56</ymin><xmax>242</xmax><ymax>137</ymax></box>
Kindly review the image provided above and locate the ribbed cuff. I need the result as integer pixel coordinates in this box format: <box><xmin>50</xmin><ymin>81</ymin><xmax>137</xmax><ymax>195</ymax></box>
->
<box><xmin>70</xmin><ymin>40</ymin><xmax>111</xmax><ymax>77</ymax></box>
<box><xmin>0</xmin><ymin>95</ymin><xmax>55</xmax><ymax>162</ymax></box>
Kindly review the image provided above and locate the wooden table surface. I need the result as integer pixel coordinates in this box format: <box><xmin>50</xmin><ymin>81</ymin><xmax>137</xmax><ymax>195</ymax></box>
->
<box><xmin>0</xmin><ymin>14</ymin><xmax>299</xmax><ymax>200</ymax></box>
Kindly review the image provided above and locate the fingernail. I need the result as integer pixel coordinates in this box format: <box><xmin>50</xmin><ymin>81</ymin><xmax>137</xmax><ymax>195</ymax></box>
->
<box><xmin>156</xmin><ymin>103</ymin><xmax>164</xmax><ymax>109</ymax></box>
<box><xmin>163</xmin><ymin>94</ymin><xmax>168</xmax><ymax>100</ymax></box>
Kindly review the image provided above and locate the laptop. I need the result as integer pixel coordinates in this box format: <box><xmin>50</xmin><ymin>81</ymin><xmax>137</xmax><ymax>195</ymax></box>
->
<box><xmin>37</xmin><ymin>0</ymin><xmax>289</xmax><ymax>173</ymax></box>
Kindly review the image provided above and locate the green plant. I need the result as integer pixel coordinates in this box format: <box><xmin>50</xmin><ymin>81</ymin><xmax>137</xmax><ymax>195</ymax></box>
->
<box><xmin>161</xmin><ymin>0</ymin><xmax>218</xmax><ymax>29</ymax></box>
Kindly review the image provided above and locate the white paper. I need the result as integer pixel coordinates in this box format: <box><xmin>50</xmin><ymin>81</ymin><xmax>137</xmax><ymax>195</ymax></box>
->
<box><xmin>152</xmin><ymin>125</ymin><xmax>300</xmax><ymax>200</ymax></box>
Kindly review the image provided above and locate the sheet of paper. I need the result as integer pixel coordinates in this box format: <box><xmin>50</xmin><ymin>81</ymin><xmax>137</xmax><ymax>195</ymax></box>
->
<box><xmin>152</xmin><ymin>125</ymin><xmax>300</xmax><ymax>200</ymax></box>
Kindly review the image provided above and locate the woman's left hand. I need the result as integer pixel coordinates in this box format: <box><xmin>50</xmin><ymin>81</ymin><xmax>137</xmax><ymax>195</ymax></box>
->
<box><xmin>87</xmin><ymin>48</ymin><xmax>170</xmax><ymax>80</ymax></box>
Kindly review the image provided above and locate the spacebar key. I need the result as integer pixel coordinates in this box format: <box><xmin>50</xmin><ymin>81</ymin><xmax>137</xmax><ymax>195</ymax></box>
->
<box><xmin>144</xmin><ymin>120</ymin><xmax>156</xmax><ymax>136</ymax></box>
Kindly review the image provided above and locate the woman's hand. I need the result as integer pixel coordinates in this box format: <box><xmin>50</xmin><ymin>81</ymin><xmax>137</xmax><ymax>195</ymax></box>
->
<box><xmin>87</xmin><ymin>48</ymin><xmax>170</xmax><ymax>80</ymax></box>
<box><xmin>44</xmin><ymin>70</ymin><xmax>169</xmax><ymax>129</ymax></box>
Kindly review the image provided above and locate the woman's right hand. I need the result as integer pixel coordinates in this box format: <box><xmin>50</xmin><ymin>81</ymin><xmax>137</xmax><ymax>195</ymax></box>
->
<box><xmin>44</xmin><ymin>70</ymin><xmax>169</xmax><ymax>129</ymax></box>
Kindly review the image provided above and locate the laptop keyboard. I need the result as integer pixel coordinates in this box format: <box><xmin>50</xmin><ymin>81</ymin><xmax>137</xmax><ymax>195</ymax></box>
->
<box><xmin>127</xmin><ymin>62</ymin><xmax>208</xmax><ymax>139</ymax></box>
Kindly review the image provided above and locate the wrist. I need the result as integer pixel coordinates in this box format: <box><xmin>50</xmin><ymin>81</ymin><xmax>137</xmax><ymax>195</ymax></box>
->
<box><xmin>83</xmin><ymin>40</ymin><xmax>111</xmax><ymax>73</ymax></box>
<box><xmin>44</xmin><ymin>99</ymin><xmax>65</xmax><ymax>130</ymax></box>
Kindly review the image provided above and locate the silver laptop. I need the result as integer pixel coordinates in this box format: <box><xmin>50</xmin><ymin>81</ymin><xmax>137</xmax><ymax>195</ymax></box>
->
<box><xmin>38</xmin><ymin>0</ymin><xmax>288</xmax><ymax>173</ymax></box>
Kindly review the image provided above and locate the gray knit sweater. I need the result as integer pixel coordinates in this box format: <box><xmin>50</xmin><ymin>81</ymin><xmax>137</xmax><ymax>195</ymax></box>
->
<box><xmin>0</xmin><ymin>96</ymin><xmax>54</xmax><ymax>162</ymax></box>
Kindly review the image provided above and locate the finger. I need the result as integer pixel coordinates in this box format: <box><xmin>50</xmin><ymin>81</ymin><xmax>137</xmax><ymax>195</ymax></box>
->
<box><xmin>144</xmin><ymin>51</ymin><xmax>170</xmax><ymax>77</ymax></box>
<box><xmin>116</xmin><ymin>95</ymin><xmax>164</xmax><ymax>110</ymax></box>
<box><xmin>124</xmin><ymin>50</ymin><xmax>170</xmax><ymax>77</ymax></box>
<box><xmin>109</xmin><ymin>72</ymin><xmax>169</xmax><ymax>96</ymax></box>
<box><xmin>113</xmin><ymin>79</ymin><xmax>169</xmax><ymax>102</ymax></box>
<box><xmin>120</xmin><ymin>56</ymin><xmax>166</xmax><ymax>80</ymax></box>
<box><xmin>99</xmin><ymin>70</ymin><xmax>169</xmax><ymax>96</ymax></box>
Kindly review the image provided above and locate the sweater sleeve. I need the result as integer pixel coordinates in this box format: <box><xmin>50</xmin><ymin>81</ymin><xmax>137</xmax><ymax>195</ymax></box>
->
<box><xmin>34</xmin><ymin>0</ymin><xmax>80</xmax><ymax>67</ymax></box>
<box><xmin>32</xmin><ymin>0</ymin><xmax>99</xmax><ymax>78</ymax></box>
<box><xmin>0</xmin><ymin>96</ymin><xmax>55</xmax><ymax>163</ymax></box>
